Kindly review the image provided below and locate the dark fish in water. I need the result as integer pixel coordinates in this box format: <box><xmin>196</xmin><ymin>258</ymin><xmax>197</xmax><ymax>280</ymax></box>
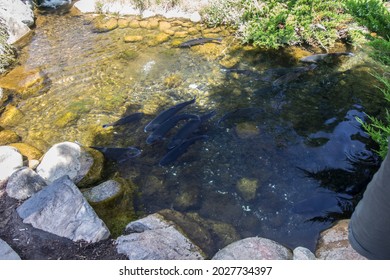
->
<box><xmin>90</xmin><ymin>146</ymin><xmax>141</xmax><ymax>163</ymax></box>
<box><xmin>144</xmin><ymin>98</ymin><xmax>196</xmax><ymax>132</ymax></box>
<box><xmin>217</xmin><ymin>107</ymin><xmax>264</xmax><ymax>128</ymax></box>
<box><xmin>167</xmin><ymin>111</ymin><xmax>216</xmax><ymax>149</ymax></box>
<box><xmin>272</xmin><ymin>64</ymin><xmax>317</xmax><ymax>87</ymax></box>
<box><xmin>300</xmin><ymin>52</ymin><xmax>354</xmax><ymax>64</ymax></box>
<box><xmin>146</xmin><ymin>113</ymin><xmax>199</xmax><ymax>145</ymax></box>
<box><xmin>178</xmin><ymin>37</ymin><xmax>222</xmax><ymax>48</ymax></box>
<box><xmin>159</xmin><ymin>135</ymin><xmax>209</xmax><ymax>166</ymax></box>
<box><xmin>102</xmin><ymin>112</ymin><xmax>144</xmax><ymax>128</ymax></box>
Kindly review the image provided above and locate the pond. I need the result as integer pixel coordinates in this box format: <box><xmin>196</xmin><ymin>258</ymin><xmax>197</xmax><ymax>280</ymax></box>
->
<box><xmin>1</xmin><ymin>9</ymin><xmax>384</xmax><ymax>255</ymax></box>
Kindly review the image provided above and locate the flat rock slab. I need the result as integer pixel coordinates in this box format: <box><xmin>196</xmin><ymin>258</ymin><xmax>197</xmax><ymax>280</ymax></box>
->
<box><xmin>82</xmin><ymin>180</ymin><xmax>122</xmax><ymax>203</ymax></box>
<box><xmin>17</xmin><ymin>175</ymin><xmax>110</xmax><ymax>243</ymax></box>
<box><xmin>0</xmin><ymin>238</ymin><xmax>21</xmax><ymax>260</ymax></box>
<box><xmin>6</xmin><ymin>167</ymin><xmax>47</xmax><ymax>200</ymax></box>
<box><xmin>212</xmin><ymin>237</ymin><xmax>293</xmax><ymax>260</ymax></box>
<box><xmin>0</xmin><ymin>146</ymin><xmax>23</xmax><ymax>182</ymax></box>
<box><xmin>116</xmin><ymin>213</ymin><xmax>204</xmax><ymax>260</ymax></box>
<box><xmin>315</xmin><ymin>219</ymin><xmax>367</xmax><ymax>260</ymax></box>
<box><xmin>36</xmin><ymin>141</ymin><xmax>93</xmax><ymax>184</ymax></box>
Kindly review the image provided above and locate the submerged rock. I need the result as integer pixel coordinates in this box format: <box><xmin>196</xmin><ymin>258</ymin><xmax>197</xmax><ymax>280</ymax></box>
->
<box><xmin>0</xmin><ymin>146</ymin><xmax>23</xmax><ymax>183</ymax></box>
<box><xmin>9</xmin><ymin>142</ymin><xmax>43</xmax><ymax>162</ymax></box>
<box><xmin>236</xmin><ymin>177</ymin><xmax>259</xmax><ymax>201</ymax></box>
<box><xmin>116</xmin><ymin>212</ymin><xmax>205</xmax><ymax>260</ymax></box>
<box><xmin>212</xmin><ymin>237</ymin><xmax>293</xmax><ymax>260</ymax></box>
<box><xmin>0</xmin><ymin>66</ymin><xmax>46</xmax><ymax>98</ymax></box>
<box><xmin>83</xmin><ymin>180</ymin><xmax>122</xmax><ymax>203</ymax></box>
<box><xmin>315</xmin><ymin>219</ymin><xmax>367</xmax><ymax>260</ymax></box>
<box><xmin>124</xmin><ymin>35</ymin><xmax>144</xmax><ymax>42</ymax></box>
<box><xmin>17</xmin><ymin>175</ymin><xmax>110</xmax><ymax>243</ymax></box>
<box><xmin>6</xmin><ymin>167</ymin><xmax>47</xmax><ymax>200</ymax></box>
<box><xmin>92</xmin><ymin>16</ymin><xmax>118</xmax><ymax>33</ymax></box>
<box><xmin>0</xmin><ymin>130</ymin><xmax>21</xmax><ymax>145</ymax></box>
<box><xmin>0</xmin><ymin>105</ymin><xmax>24</xmax><ymax>127</ymax></box>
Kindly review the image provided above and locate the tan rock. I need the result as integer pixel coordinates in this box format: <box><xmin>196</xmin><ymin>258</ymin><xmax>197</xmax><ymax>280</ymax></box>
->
<box><xmin>174</xmin><ymin>31</ymin><xmax>188</xmax><ymax>38</ymax></box>
<box><xmin>0</xmin><ymin>105</ymin><xmax>24</xmax><ymax>127</ymax></box>
<box><xmin>124</xmin><ymin>35</ymin><xmax>144</xmax><ymax>43</ymax></box>
<box><xmin>315</xmin><ymin>219</ymin><xmax>367</xmax><ymax>260</ymax></box>
<box><xmin>0</xmin><ymin>130</ymin><xmax>21</xmax><ymax>145</ymax></box>
<box><xmin>9</xmin><ymin>143</ymin><xmax>43</xmax><ymax>161</ymax></box>
<box><xmin>148</xmin><ymin>33</ymin><xmax>171</xmax><ymax>46</ymax></box>
<box><xmin>158</xmin><ymin>21</ymin><xmax>171</xmax><ymax>32</ymax></box>
<box><xmin>93</xmin><ymin>17</ymin><xmax>118</xmax><ymax>32</ymax></box>
<box><xmin>0</xmin><ymin>66</ymin><xmax>45</xmax><ymax>97</ymax></box>
<box><xmin>117</xmin><ymin>18</ymin><xmax>129</xmax><ymax>28</ymax></box>
<box><xmin>128</xmin><ymin>19</ymin><xmax>140</xmax><ymax>28</ymax></box>
<box><xmin>147</xmin><ymin>18</ymin><xmax>160</xmax><ymax>29</ymax></box>
<box><xmin>139</xmin><ymin>20</ymin><xmax>148</xmax><ymax>28</ymax></box>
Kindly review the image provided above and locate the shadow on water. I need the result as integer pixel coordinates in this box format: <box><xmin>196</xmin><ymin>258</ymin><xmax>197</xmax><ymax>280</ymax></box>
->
<box><xmin>4</xmin><ymin>9</ymin><xmax>386</xmax><ymax>256</ymax></box>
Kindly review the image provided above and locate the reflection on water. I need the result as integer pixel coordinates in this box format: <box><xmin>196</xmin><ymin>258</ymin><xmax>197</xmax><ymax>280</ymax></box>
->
<box><xmin>2</xmin><ymin>11</ymin><xmax>383</xmax><ymax>254</ymax></box>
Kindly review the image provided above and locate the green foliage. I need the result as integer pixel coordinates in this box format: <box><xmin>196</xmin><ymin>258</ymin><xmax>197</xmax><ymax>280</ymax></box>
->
<box><xmin>368</xmin><ymin>38</ymin><xmax>390</xmax><ymax>66</ymax></box>
<box><xmin>203</xmin><ymin>0</ymin><xmax>354</xmax><ymax>49</ymax></box>
<box><xmin>356</xmin><ymin>74</ymin><xmax>390</xmax><ymax>159</ymax></box>
<box><xmin>346</xmin><ymin>0</ymin><xmax>390</xmax><ymax>38</ymax></box>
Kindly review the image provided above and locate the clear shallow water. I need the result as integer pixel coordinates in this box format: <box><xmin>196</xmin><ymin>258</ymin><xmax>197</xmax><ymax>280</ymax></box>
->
<box><xmin>5</xmin><ymin>11</ymin><xmax>383</xmax><ymax>254</ymax></box>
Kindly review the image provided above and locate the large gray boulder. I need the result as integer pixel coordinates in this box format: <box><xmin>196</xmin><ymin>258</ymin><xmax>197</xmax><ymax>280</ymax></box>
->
<box><xmin>0</xmin><ymin>146</ymin><xmax>23</xmax><ymax>183</ymax></box>
<box><xmin>0</xmin><ymin>238</ymin><xmax>21</xmax><ymax>260</ymax></box>
<box><xmin>6</xmin><ymin>167</ymin><xmax>47</xmax><ymax>200</ymax></box>
<box><xmin>0</xmin><ymin>0</ymin><xmax>34</xmax><ymax>44</ymax></box>
<box><xmin>36</xmin><ymin>142</ymin><xmax>94</xmax><ymax>184</ymax></box>
<box><xmin>17</xmin><ymin>175</ymin><xmax>110</xmax><ymax>243</ymax></box>
<box><xmin>212</xmin><ymin>237</ymin><xmax>293</xmax><ymax>260</ymax></box>
<box><xmin>116</xmin><ymin>213</ymin><xmax>205</xmax><ymax>260</ymax></box>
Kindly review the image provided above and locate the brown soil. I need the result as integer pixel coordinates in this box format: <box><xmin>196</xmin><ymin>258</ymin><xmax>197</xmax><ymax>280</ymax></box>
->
<box><xmin>0</xmin><ymin>183</ymin><xmax>126</xmax><ymax>260</ymax></box>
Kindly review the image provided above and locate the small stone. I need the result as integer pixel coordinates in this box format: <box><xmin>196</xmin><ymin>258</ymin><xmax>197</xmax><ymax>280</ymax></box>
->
<box><xmin>236</xmin><ymin>177</ymin><xmax>259</xmax><ymax>201</ymax></box>
<box><xmin>128</xmin><ymin>19</ymin><xmax>140</xmax><ymax>28</ymax></box>
<box><xmin>139</xmin><ymin>20</ymin><xmax>148</xmax><ymax>28</ymax></box>
<box><xmin>83</xmin><ymin>180</ymin><xmax>122</xmax><ymax>203</ymax></box>
<box><xmin>158</xmin><ymin>21</ymin><xmax>171</xmax><ymax>32</ymax></box>
<box><xmin>293</xmin><ymin>247</ymin><xmax>316</xmax><ymax>260</ymax></box>
<box><xmin>10</xmin><ymin>142</ymin><xmax>43</xmax><ymax>161</ymax></box>
<box><xmin>92</xmin><ymin>17</ymin><xmax>118</xmax><ymax>33</ymax></box>
<box><xmin>174</xmin><ymin>31</ymin><xmax>188</xmax><ymax>38</ymax></box>
<box><xmin>6</xmin><ymin>167</ymin><xmax>47</xmax><ymax>200</ymax></box>
<box><xmin>148</xmin><ymin>33</ymin><xmax>171</xmax><ymax>46</ymax></box>
<box><xmin>0</xmin><ymin>130</ymin><xmax>21</xmax><ymax>145</ymax></box>
<box><xmin>147</xmin><ymin>18</ymin><xmax>160</xmax><ymax>29</ymax></box>
<box><xmin>0</xmin><ymin>66</ymin><xmax>45</xmax><ymax>97</ymax></box>
<box><xmin>124</xmin><ymin>35</ymin><xmax>144</xmax><ymax>43</ymax></box>
<box><xmin>0</xmin><ymin>105</ymin><xmax>24</xmax><ymax>127</ymax></box>
<box><xmin>117</xmin><ymin>18</ymin><xmax>129</xmax><ymax>28</ymax></box>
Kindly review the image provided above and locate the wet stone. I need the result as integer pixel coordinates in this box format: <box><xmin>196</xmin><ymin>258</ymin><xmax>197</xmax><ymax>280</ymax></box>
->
<box><xmin>158</xmin><ymin>21</ymin><xmax>171</xmax><ymax>32</ymax></box>
<box><xmin>83</xmin><ymin>180</ymin><xmax>122</xmax><ymax>203</ymax></box>
<box><xmin>9</xmin><ymin>142</ymin><xmax>43</xmax><ymax>161</ymax></box>
<box><xmin>92</xmin><ymin>17</ymin><xmax>118</xmax><ymax>33</ymax></box>
<box><xmin>0</xmin><ymin>105</ymin><xmax>24</xmax><ymax>127</ymax></box>
<box><xmin>0</xmin><ymin>130</ymin><xmax>21</xmax><ymax>145</ymax></box>
<box><xmin>293</xmin><ymin>246</ymin><xmax>316</xmax><ymax>260</ymax></box>
<box><xmin>124</xmin><ymin>35</ymin><xmax>144</xmax><ymax>43</ymax></box>
<box><xmin>117</xmin><ymin>18</ymin><xmax>129</xmax><ymax>28</ymax></box>
<box><xmin>236</xmin><ymin>177</ymin><xmax>259</xmax><ymax>201</ymax></box>
<box><xmin>0</xmin><ymin>66</ymin><xmax>45</xmax><ymax>97</ymax></box>
<box><xmin>128</xmin><ymin>19</ymin><xmax>140</xmax><ymax>28</ymax></box>
<box><xmin>0</xmin><ymin>238</ymin><xmax>21</xmax><ymax>260</ymax></box>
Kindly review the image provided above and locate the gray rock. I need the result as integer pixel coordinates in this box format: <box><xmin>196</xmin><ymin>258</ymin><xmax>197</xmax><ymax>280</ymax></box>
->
<box><xmin>212</xmin><ymin>237</ymin><xmax>293</xmax><ymax>260</ymax></box>
<box><xmin>0</xmin><ymin>0</ymin><xmax>34</xmax><ymax>44</ymax></box>
<box><xmin>82</xmin><ymin>180</ymin><xmax>122</xmax><ymax>203</ymax></box>
<box><xmin>17</xmin><ymin>175</ymin><xmax>110</xmax><ymax>243</ymax></box>
<box><xmin>116</xmin><ymin>213</ymin><xmax>205</xmax><ymax>260</ymax></box>
<box><xmin>6</xmin><ymin>167</ymin><xmax>47</xmax><ymax>200</ymax></box>
<box><xmin>315</xmin><ymin>219</ymin><xmax>367</xmax><ymax>260</ymax></box>
<box><xmin>36</xmin><ymin>141</ymin><xmax>94</xmax><ymax>184</ymax></box>
<box><xmin>0</xmin><ymin>238</ymin><xmax>21</xmax><ymax>260</ymax></box>
<box><xmin>0</xmin><ymin>146</ymin><xmax>23</xmax><ymax>183</ymax></box>
<box><xmin>293</xmin><ymin>246</ymin><xmax>316</xmax><ymax>260</ymax></box>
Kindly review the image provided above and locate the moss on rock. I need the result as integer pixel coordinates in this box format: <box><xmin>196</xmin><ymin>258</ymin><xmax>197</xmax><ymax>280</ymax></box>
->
<box><xmin>0</xmin><ymin>105</ymin><xmax>24</xmax><ymax>127</ymax></box>
<box><xmin>9</xmin><ymin>142</ymin><xmax>43</xmax><ymax>161</ymax></box>
<box><xmin>236</xmin><ymin>177</ymin><xmax>259</xmax><ymax>201</ymax></box>
<box><xmin>77</xmin><ymin>147</ymin><xmax>104</xmax><ymax>188</ymax></box>
<box><xmin>0</xmin><ymin>130</ymin><xmax>21</xmax><ymax>145</ymax></box>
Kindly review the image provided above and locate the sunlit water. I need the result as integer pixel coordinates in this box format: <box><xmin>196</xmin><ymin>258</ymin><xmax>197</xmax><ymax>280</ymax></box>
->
<box><xmin>4</xmin><ymin>10</ymin><xmax>384</xmax><ymax>254</ymax></box>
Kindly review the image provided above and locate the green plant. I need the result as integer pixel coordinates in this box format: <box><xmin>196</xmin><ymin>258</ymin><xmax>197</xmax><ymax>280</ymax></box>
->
<box><xmin>368</xmin><ymin>38</ymin><xmax>390</xmax><ymax>66</ymax></box>
<box><xmin>346</xmin><ymin>0</ymin><xmax>390</xmax><ymax>38</ymax></box>
<box><xmin>356</xmin><ymin>74</ymin><xmax>390</xmax><ymax>159</ymax></box>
